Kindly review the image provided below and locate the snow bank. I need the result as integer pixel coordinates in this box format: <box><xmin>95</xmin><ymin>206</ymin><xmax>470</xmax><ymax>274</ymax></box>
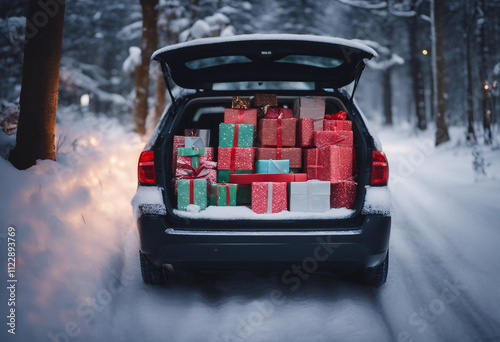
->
<box><xmin>0</xmin><ymin>109</ymin><xmax>144</xmax><ymax>340</ymax></box>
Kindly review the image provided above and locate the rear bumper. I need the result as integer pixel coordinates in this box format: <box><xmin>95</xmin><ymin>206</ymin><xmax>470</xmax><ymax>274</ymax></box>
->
<box><xmin>137</xmin><ymin>215</ymin><xmax>390</xmax><ymax>271</ymax></box>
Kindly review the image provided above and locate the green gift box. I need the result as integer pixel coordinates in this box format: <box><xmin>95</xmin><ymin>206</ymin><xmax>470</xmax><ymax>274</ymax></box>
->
<box><xmin>236</xmin><ymin>184</ymin><xmax>251</xmax><ymax>205</ymax></box>
<box><xmin>177</xmin><ymin>179</ymin><xmax>208</xmax><ymax>211</ymax></box>
<box><xmin>219</xmin><ymin>123</ymin><xmax>254</xmax><ymax>147</ymax></box>
<box><xmin>209</xmin><ymin>183</ymin><xmax>238</xmax><ymax>206</ymax></box>
<box><xmin>217</xmin><ymin>169</ymin><xmax>253</xmax><ymax>184</ymax></box>
<box><xmin>177</xmin><ymin>147</ymin><xmax>206</xmax><ymax>169</ymax></box>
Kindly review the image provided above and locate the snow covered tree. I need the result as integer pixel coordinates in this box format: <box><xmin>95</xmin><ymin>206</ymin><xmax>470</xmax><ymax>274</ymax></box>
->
<box><xmin>133</xmin><ymin>0</ymin><xmax>159</xmax><ymax>135</ymax></box>
<box><xmin>431</xmin><ymin>0</ymin><xmax>449</xmax><ymax>146</ymax></box>
<box><xmin>9</xmin><ymin>0</ymin><xmax>65</xmax><ymax>170</ymax></box>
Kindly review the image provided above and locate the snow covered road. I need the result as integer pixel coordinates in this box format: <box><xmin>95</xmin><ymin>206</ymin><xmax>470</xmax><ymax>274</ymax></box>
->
<box><xmin>1</xmin><ymin>116</ymin><xmax>499</xmax><ymax>342</ymax></box>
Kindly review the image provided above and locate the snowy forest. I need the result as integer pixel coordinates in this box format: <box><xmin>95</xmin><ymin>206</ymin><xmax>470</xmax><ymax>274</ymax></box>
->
<box><xmin>1</xmin><ymin>0</ymin><xmax>500</xmax><ymax>144</ymax></box>
<box><xmin>1</xmin><ymin>1</ymin><xmax>500</xmax><ymax>342</ymax></box>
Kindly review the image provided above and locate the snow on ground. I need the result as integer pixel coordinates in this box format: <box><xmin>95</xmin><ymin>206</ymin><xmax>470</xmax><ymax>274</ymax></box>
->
<box><xmin>1</xmin><ymin>113</ymin><xmax>500</xmax><ymax>342</ymax></box>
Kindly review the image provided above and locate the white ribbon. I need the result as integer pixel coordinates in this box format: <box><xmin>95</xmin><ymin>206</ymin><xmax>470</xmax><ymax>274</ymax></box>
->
<box><xmin>267</xmin><ymin>182</ymin><xmax>273</xmax><ymax>213</ymax></box>
<box><xmin>269</xmin><ymin>159</ymin><xmax>286</xmax><ymax>174</ymax></box>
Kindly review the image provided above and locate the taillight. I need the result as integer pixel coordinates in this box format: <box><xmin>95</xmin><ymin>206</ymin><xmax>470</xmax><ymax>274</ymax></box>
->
<box><xmin>370</xmin><ymin>151</ymin><xmax>388</xmax><ymax>186</ymax></box>
<box><xmin>138</xmin><ymin>151</ymin><xmax>156</xmax><ymax>185</ymax></box>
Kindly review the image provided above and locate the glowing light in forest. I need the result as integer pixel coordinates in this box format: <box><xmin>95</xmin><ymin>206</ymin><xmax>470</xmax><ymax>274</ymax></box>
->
<box><xmin>80</xmin><ymin>94</ymin><xmax>90</xmax><ymax>107</ymax></box>
<box><xmin>422</xmin><ymin>50</ymin><xmax>428</xmax><ymax>55</ymax></box>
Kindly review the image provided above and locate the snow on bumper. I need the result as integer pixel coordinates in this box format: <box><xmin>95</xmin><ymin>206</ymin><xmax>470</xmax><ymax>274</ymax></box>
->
<box><xmin>131</xmin><ymin>186</ymin><xmax>166</xmax><ymax>220</ymax></box>
<box><xmin>362</xmin><ymin>186</ymin><xmax>391</xmax><ymax>216</ymax></box>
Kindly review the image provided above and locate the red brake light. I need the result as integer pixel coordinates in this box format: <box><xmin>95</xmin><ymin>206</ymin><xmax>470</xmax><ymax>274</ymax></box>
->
<box><xmin>138</xmin><ymin>151</ymin><xmax>156</xmax><ymax>185</ymax></box>
<box><xmin>371</xmin><ymin>151</ymin><xmax>388</xmax><ymax>186</ymax></box>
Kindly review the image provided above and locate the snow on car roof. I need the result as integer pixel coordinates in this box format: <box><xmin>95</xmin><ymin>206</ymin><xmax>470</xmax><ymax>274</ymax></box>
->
<box><xmin>152</xmin><ymin>33</ymin><xmax>378</xmax><ymax>60</ymax></box>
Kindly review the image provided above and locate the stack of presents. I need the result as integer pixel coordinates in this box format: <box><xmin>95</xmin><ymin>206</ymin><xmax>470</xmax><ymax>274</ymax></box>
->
<box><xmin>174</xmin><ymin>94</ymin><xmax>357</xmax><ymax>214</ymax></box>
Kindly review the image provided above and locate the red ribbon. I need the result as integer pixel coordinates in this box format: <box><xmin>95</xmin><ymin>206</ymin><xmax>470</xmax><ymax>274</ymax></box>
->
<box><xmin>238</xmin><ymin>109</ymin><xmax>245</xmax><ymax>124</ymax></box>
<box><xmin>233</xmin><ymin>124</ymin><xmax>239</xmax><ymax>147</ymax></box>
<box><xmin>189</xmin><ymin>179</ymin><xmax>194</xmax><ymax>205</ymax></box>
<box><xmin>324</xmin><ymin>110</ymin><xmax>347</xmax><ymax>121</ymax></box>
<box><xmin>307</xmin><ymin>149</ymin><xmax>322</xmax><ymax>179</ymax></box>
<box><xmin>276</xmin><ymin>148</ymin><xmax>282</xmax><ymax>160</ymax></box>
<box><xmin>276</xmin><ymin>117</ymin><xmax>282</xmax><ymax>149</ymax></box>
<box><xmin>216</xmin><ymin>184</ymin><xmax>233</xmax><ymax>206</ymax></box>
<box><xmin>176</xmin><ymin>159</ymin><xmax>217</xmax><ymax>180</ymax></box>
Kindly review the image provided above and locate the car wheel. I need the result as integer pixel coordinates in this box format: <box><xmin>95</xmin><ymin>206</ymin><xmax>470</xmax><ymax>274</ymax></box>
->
<box><xmin>358</xmin><ymin>251</ymin><xmax>388</xmax><ymax>287</ymax></box>
<box><xmin>139</xmin><ymin>251</ymin><xmax>167</xmax><ymax>285</ymax></box>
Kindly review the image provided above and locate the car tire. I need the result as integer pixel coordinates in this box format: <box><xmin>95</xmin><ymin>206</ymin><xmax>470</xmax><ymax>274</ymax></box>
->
<box><xmin>358</xmin><ymin>251</ymin><xmax>388</xmax><ymax>287</ymax></box>
<box><xmin>139</xmin><ymin>251</ymin><xmax>167</xmax><ymax>285</ymax></box>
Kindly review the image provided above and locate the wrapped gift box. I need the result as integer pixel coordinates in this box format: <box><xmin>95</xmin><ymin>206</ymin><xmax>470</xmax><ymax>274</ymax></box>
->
<box><xmin>293</xmin><ymin>96</ymin><xmax>325</xmax><ymax>130</ymax></box>
<box><xmin>177</xmin><ymin>179</ymin><xmax>208</xmax><ymax>211</ymax></box>
<box><xmin>256</xmin><ymin>159</ymin><xmax>290</xmax><ymax>174</ymax></box>
<box><xmin>318</xmin><ymin>145</ymin><xmax>353</xmax><ymax>182</ymax></box>
<box><xmin>251</xmin><ymin>182</ymin><xmax>287</xmax><ymax>214</ymax></box>
<box><xmin>289</xmin><ymin>180</ymin><xmax>331</xmax><ymax>213</ymax></box>
<box><xmin>219</xmin><ymin>123</ymin><xmax>254</xmax><ymax>147</ymax></box>
<box><xmin>209</xmin><ymin>183</ymin><xmax>238</xmax><ymax>206</ymax></box>
<box><xmin>303</xmin><ymin>148</ymin><xmax>322</xmax><ymax>180</ymax></box>
<box><xmin>256</xmin><ymin>147</ymin><xmax>302</xmax><ymax>169</ymax></box>
<box><xmin>224</xmin><ymin>108</ymin><xmax>258</xmax><ymax>130</ymax></box>
<box><xmin>184</xmin><ymin>129</ymin><xmax>211</xmax><ymax>146</ymax></box>
<box><xmin>313</xmin><ymin>130</ymin><xmax>353</xmax><ymax>148</ymax></box>
<box><xmin>323</xmin><ymin>111</ymin><xmax>351</xmax><ymax>130</ymax></box>
<box><xmin>258</xmin><ymin>118</ymin><xmax>297</xmax><ymax>147</ymax></box>
<box><xmin>297</xmin><ymin>118</ymin><xmax>315</xmax><ymax>148</ymax></box>
<box><xmin>232</xmin><ymin>96</ymin><xmax>251</xmax><ymax>109</ymax></box>
<box><xmin>253</xmin><ymin>93</ymin><xmax>278</xmax><ymax>118</ymax></box>
<box><xmin>175</xmin><ymin>147</ymin><xmax>217</xmax><ymax>193</ymax></box>
<box><xmin>264</xmin><ymin>107</ymin><xmax>293</xmax><ymax>119</ymax></box>
<box><xmin>230</xmin><ymin>173</ymin><xmax>307</xmax><ymax>184</ymax></box>
<box><xmin>253</xmin><ymin>93</ymin><xmax>278</xmax><ymax>107</ymax></box>
<box><xmin>217</xmin><ymin>147</ymin><xmax>255</xmax><ymax>183</ymax></box>
<box><xmin>172</xmin><ymin>135</ymin><xmax>212</xmax><ymax>173</ymax></box>
<box><xmin>330</xmin><ymin>181</ymin><xmax>357</xmax><ymax>209</ymax></box>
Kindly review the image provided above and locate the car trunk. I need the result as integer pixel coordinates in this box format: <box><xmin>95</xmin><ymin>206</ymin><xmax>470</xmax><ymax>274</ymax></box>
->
<box><xmin>159</xmin><ymin>92</ymin><xmax>371</xmax><ymax>230</ymax></box>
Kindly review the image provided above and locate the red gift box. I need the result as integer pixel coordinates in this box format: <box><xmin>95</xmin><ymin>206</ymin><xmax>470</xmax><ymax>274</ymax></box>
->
<box><xmin>264</xmin><ymin>107</ymin><xmax>293</xmax><ymax>119</ymax></box>
<box><xmin>224</xmin><ymin>108</ymin><xmax>258</xmax><ymax>130</ymax></box>
<box><xmin>251</xmin><ymin>182</ymin><xmax>287</xmax><ymax>214</ymax></box>
<box><xmin>255</xmin><ymin>147</ymin><xmax>302</xmax><ymax>169</ymax></box>
<box><xmin>258</xmin><ymin>118</ymin><xmax>297</xmax><ymax>147</ymax></box>
<box><xmin>303</xmin><ymin>148</ymin><xmax>322</xmax><ymax>180</ymax></box>
<box><xmin>323</xmin><ymin>111</ymin><xmax>352</xmax><ymax>131</ymax></box>
<box><xmin>175</xmin><ymin>155</ymin><xmax>217</xmax><ymax>193</ymax></box>
<box><xmin>297</xmin><ymin>118</ymin><xmax>315</xmax><ymax>148</ymax></box>
<box><xmin>318</xmin><ymin>145</ymin><xmax>353</xmax><ymax>182</ymax></box>
<box><xmin>230</xmin><ymin>173</ymin><xmax>307</xmax><ymax>184</ymax></box>
<box><xmin>330</xmin><ymin>181</ymin><xmax>357</xmax><ymax>209</ymax></box>
<box><xmin>172</xmin><ymin>137</ymin><xmax>213</xmax><ymax>173</ymax></box>
<box><xmin>218</xmin><ymin>147</ymin><xmax>255</xmax><ymax>171</ymax></box>
<box><xmin>314</xmin><ymin>130</ymin><xmax>353</xmax><ymax>148</ymax></box>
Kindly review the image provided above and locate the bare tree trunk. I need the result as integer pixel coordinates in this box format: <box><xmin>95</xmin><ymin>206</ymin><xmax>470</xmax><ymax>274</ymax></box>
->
<box><xmin>9</xmin><ymin>0</ymin><xmax>65</xmax><ymax>170</ymax></box>
<box><xmin>383</xmin><ymin>68</ymin><xmax>393</xmax><ymax>125</ymax></box>
<box><xmin>409</xmin><ymin>15</ymin><xmax>427</xmax><ymax>130</ymax></box>
<box><xmin>134</xmin><ymin>0</ymin><xmax>158</xmax><ymax>135</ymax></box>
<box><xmin>153</xmin><ymin>65</ymin><xmax>166</xmax><ymax>125</ymax></box>
<box><xmin>464</xmin><ymin>0</ymin><xmax>476</xmax><ymax>143</ymax></box>
<box><xmin>479</xmin><ymin>0</ymin><xmax>492</xmax><ymax>144</ymax></box>
<box><xmin>431</xmin><ymin>0</ymin><xmax>450</xmax><ymax>146</ymax></box>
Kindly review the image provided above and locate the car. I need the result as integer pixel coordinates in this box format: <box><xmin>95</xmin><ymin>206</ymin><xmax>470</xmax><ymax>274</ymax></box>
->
<box><xmin>132</xmin><ymin>34</ymin><xmax>391</xmax><ymax>287</ymax></box>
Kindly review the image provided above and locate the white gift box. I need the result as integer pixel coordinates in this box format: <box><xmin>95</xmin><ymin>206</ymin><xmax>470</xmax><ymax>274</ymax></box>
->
<box><xmin>289</xmin><ymin>180</ymin><xmax>330</xmax><ymax>213</ymax></box>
